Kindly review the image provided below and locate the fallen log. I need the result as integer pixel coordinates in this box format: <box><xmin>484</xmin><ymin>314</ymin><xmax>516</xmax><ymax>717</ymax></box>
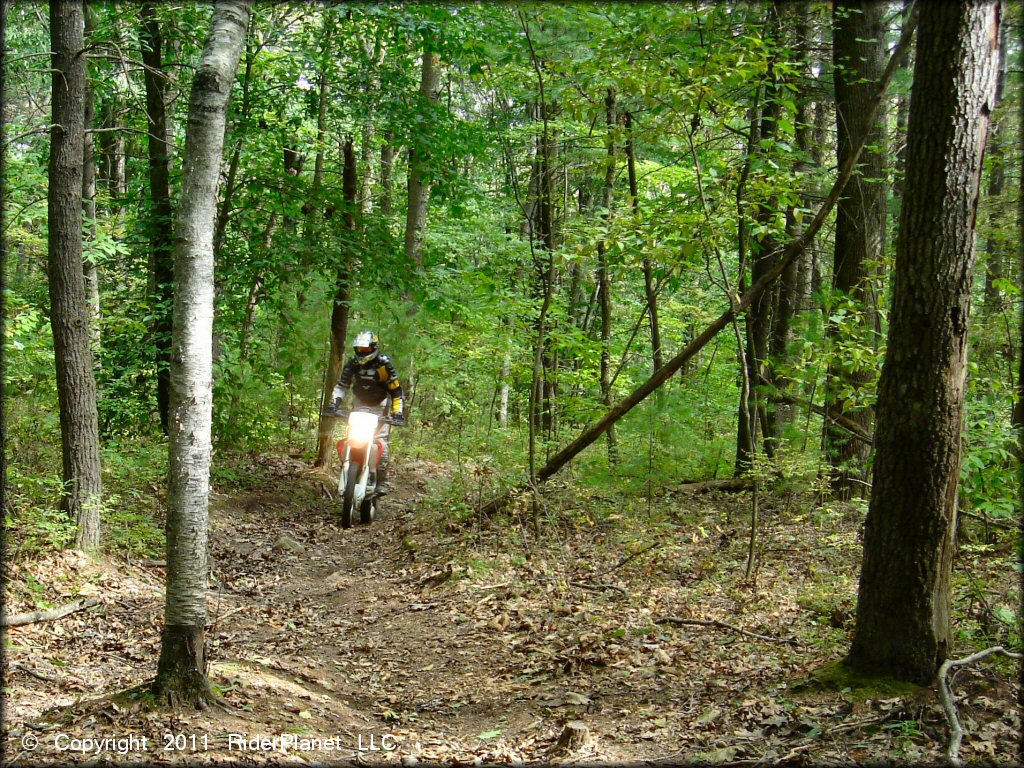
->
<box><xmin>771</xmin><ymin>392</ymin><xmax>873</xmax><ymax>445</ymax></box>
<box><xmin>678</xmin><ymin>477</ymin><xmax>755</xmax><ymax>493</ymax></box>
<box><xmin>655</xmin><ymin>616</ymin><xmax>798</xmax><ymax>646</ymax></box>
<box><xmin>1</xmin><ymin>597</ymin><xmax>101</xmax><ymax>628</ymax></box>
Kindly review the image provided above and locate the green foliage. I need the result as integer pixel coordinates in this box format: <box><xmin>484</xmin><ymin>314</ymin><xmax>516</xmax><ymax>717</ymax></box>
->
<box><xmin>961</xmin><ymin>397</ymin><xmax>1020</xmax><ymax>522</ymax></box>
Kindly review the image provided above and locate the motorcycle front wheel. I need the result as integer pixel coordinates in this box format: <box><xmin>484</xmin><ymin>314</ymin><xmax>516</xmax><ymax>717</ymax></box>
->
<box><xmin>359</xmin><ymin>495</ymin><xmax>375</xmax><ymax>525</ymax></box>
<box><xmin>341</xmin><ymin>461</ymin><xmax>361</xmax><ymax>529</ymax></box>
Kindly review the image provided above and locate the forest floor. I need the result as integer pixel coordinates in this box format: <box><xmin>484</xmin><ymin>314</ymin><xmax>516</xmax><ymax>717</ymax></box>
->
<box><xmin>3</xmin><ymin>452</ymin><xmax>1021</xmax><ymax>766</ymax></box>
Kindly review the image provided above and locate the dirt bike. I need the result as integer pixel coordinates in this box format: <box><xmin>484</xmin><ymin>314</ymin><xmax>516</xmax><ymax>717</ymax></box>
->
<box><xmin>331</xmin><ymin>406</ymin><xmax>397</xmax><ymax>529</ymax></box>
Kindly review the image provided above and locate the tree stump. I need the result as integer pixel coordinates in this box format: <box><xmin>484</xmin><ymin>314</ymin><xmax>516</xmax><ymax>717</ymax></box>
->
<box><xmin>553</xmin><ymin>721</ymin><xmax>590</xmax><ymax>753</ymax></box>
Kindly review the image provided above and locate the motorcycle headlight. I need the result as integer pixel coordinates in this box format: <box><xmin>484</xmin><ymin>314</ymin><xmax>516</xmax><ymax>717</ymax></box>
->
<box><xmin>347</xmin><ymin>411</ymin><xmax>378</xmax><ymax>444</ymax></box>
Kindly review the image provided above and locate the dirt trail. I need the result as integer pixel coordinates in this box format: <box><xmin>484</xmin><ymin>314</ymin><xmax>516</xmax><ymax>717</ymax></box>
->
<box><xmin>4</xmin><ymin>454</ymin><xmax>1020</xmax><ymax>765</ymax></box>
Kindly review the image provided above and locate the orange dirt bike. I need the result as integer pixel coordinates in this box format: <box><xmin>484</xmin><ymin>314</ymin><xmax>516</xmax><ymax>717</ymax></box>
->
<box><xmin>329</xmin><ymin>406</ymin><xmax>398</xmax><ymax>529</ymax></box>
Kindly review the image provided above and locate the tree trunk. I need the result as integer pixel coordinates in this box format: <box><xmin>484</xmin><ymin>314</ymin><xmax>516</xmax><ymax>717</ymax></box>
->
<box><xmin>499</xmin><ymin>327</ymin><xmax>511</xmax><ymax>429</ymax></box>
<box><xmin>404</xmin><ymin>42</ymin><xmax>440</xmax><ymax>269</ymax></box>
<box><xmin>769</xmin><ymin>1</ymin><xmax>813</xmax><ymax>431</ymax></box>
<box><xmin>1016</xmin><ymin>168</ymin><xmax>1024</xmax><ymax>432</ymax></box>
<box><xmin>596</xmin><ymin>87</ymin><xmax>618</xmax><ymax>464</ymax></box>
<box><xmin>809</xmin><ymin>99</ymin><xmax>827</xmax><ymax>304</ymax></box>
<box><xmin>848</xmin><ymin>0</ymin><xmax>1000</xmax><ymax>686</ymax></box>
<box><xmin>82</xmin><ymin>6</ymin><xmax>101</xmax><ymax>365</ymax></box>
<box><xmin>314</xmin><ymin>138</ymin><xmax>356</xmax><ymax>468</ymax></box>
<box><xmin>982</xmin><ymin>21</ymin><xmax>1007</xmax><ymax>314</ymax></box>
<box><xmin>624</xmin><ymin>111</ymin><xmax>662</xmax><ymax>375</ymax></box>
<box><xmin>359</xmin><ymin>30</ymin><xmax>385</xmax><ymax>213</ymax></box>
<box><xmin>380</xmin><ymin>132</ymin><xmax>394</xmax><ymax>215</ymax></box>
<box><xmin>97</xmin><ymin>18</ymin><xmax>127</xmax><ymax>216</ymax></box>
<box><xmin>824</xmin><ymin>0</ymin><xmax>889</xmax><ymax>497</ymax></box>
<box><xmin>0</xmin><ymin>0</ymin><xmax>7</xmax><ymax>524</ymax></box>
<box><xmin>213</xmin><ymin>38</ymin><xmax>255</xmax><ymax>260</ymax></box>
<box><xmin>49</xmin><ymin>0</ymin><xmax>103</xmax><ymax>552</ymax></box>
<box><xmin>745</xmin><ymin>3</ymin><xmax>785</xmax><ymax>454</ymax></box>
<box><xmin>141</xmin><ymin>1</ymin><xmax>174</xmax><ymax>435</ymax></box>
<box><xmin>154</xmin><ymin>0</ymin><xmax>252</xmax><ymax>708</ymax></box>
<box><xmin>891</xmin><ymin>3</ymin><xmax>915</xmax><ymax>218</ymax></box>
<box><xmin>735</xmin><ymin>97</ymin><xmax>762</xmax><ymax>473</ymax></box>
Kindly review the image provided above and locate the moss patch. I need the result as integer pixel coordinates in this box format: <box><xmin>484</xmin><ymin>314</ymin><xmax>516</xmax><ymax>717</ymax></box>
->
<box><xmin>793</xmin><ymin>658</ymin><xmax>923</xmax><ymax>699</ymax></box>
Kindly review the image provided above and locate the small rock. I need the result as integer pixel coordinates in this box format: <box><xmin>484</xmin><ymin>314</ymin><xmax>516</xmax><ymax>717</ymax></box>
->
<box><xmin>325</xmin><ymin>570</ymin><xmax>347</xmax><ymax>586</ymax></box>
<box><xmin>273</xmin><ymin>536</ymin><xmax>305</xmax><ymax>554</ymax></box>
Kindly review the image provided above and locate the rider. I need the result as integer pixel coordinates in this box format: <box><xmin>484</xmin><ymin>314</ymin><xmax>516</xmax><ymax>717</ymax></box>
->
<box><xmin>330</xmin><ymin>330</ymin><xmax>405</xmax><ymax>492</ymax></box>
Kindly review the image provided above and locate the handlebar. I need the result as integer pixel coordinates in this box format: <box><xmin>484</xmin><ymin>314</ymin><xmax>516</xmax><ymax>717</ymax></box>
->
<box><xmin>323</xmin><ymin>407</ymin><xmax>404</xmax><ymax>425</ymax></box>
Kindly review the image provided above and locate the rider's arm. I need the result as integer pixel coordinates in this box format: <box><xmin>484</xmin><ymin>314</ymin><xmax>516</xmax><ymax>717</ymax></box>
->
<box><xmin>377</xmin><ymin>355</ymin><xmax>404</xmax><ymax>415</ymax></box>
<box><xmin>332</xmin><ymin>358</ymin><xmax>357</xmax><ymax>406</ymax></box>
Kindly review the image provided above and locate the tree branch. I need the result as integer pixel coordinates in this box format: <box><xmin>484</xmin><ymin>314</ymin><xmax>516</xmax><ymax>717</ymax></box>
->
<box><xmin>1</xmin><ymin>597</ymin><xmax>101</xmax><ymax>627</ymax></box>
<box><xmin>938</xmin><ymin>645</ymin><xmax>1022</xmax><ymax>766</ymax></box>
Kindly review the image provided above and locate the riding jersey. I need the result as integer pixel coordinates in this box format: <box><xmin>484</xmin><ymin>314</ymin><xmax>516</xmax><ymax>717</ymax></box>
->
<box><xmin>334</xmin><ymin>354</ymin><xmax>404</xmax><ymax>414</ymax></box>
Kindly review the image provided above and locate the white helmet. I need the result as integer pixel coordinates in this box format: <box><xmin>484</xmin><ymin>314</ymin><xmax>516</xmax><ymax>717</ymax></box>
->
<box><xmin>353</xmin><ymin>330</ymin><xmax>380</xmax><ymax>364</ymax></box>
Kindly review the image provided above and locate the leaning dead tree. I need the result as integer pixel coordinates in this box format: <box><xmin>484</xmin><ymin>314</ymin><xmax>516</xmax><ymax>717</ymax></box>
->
<box><xmin>479</xmin><ymin>7</ymin><xmax>919</xmax><ymax>517</ymax></box>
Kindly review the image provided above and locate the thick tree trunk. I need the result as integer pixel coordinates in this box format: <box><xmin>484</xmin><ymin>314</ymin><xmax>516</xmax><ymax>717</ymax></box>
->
<box><xmin>49</xmin><ymin>0</ymin><xmax>103</xmax><ymax>552</ymax></box>
<box><xmin>141</xmin><ymin>1</ymin><xmax>174</xmax><ymax>435</ymax></box>
<box><xmin>824</xmin><ymin>0</ymin><xmax>889</xmax><ymax>497</ymax></box>
<box><xmin>597</xmin><ymin>88</ymin><xmax>618</xmax><ymax>464</ymax></box>
<box><xmin>314</xmin><ymin>139</ymin><xmax>356</xmax><ymax>468</ymax></box>
<box><xmin>154</xmin><ymin>0</ymin><xmax>252</xmax><ymax>708</ymax></box>
<box><xmin>404</xmin><ymin>43</ymin><xmax>440</xmax><ymax>269</ymax></box>
<box><xmin>848</xmin><ymin>0</ymin><xmax>1000</xmax><ymax>686</ymax></box>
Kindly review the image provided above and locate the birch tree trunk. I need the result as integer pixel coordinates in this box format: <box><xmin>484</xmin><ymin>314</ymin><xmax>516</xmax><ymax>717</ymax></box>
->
<box><xmin>49</xmin><ymin>0</ymin><xmax>103</xmax><ymax>552</ymax></box>
<box><xmin>848</xmin><ymin>0</ymin><xmax>1000</xmax><ymax>685</ymax></box>
<box><xmin>141</xmin><ymin>1</ymin><xmax>175</xmax><ymax>435</ymax></box>
<box><xmin>154</xmin><ymin>0</ymin><xmax>252</xmax><ymax>708</ymax></box>
<box><xmin>404</xmin><ymin>41</ymin><xmax>440</xmax><ymax>269</ymax></box>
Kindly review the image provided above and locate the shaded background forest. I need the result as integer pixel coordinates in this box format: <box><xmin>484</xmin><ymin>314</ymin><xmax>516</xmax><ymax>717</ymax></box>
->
<box><xmin>3</xmin><ymin>3</ymin><xmax>1020</xmax><ymax>602</ymax></box>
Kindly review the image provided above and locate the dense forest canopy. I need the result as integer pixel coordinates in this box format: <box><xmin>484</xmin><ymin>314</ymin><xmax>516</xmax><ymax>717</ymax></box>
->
<box><xmin>1</xmin><ymin>1</ymin><xmax>1021</xmax><ymax>764</ymax></box>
